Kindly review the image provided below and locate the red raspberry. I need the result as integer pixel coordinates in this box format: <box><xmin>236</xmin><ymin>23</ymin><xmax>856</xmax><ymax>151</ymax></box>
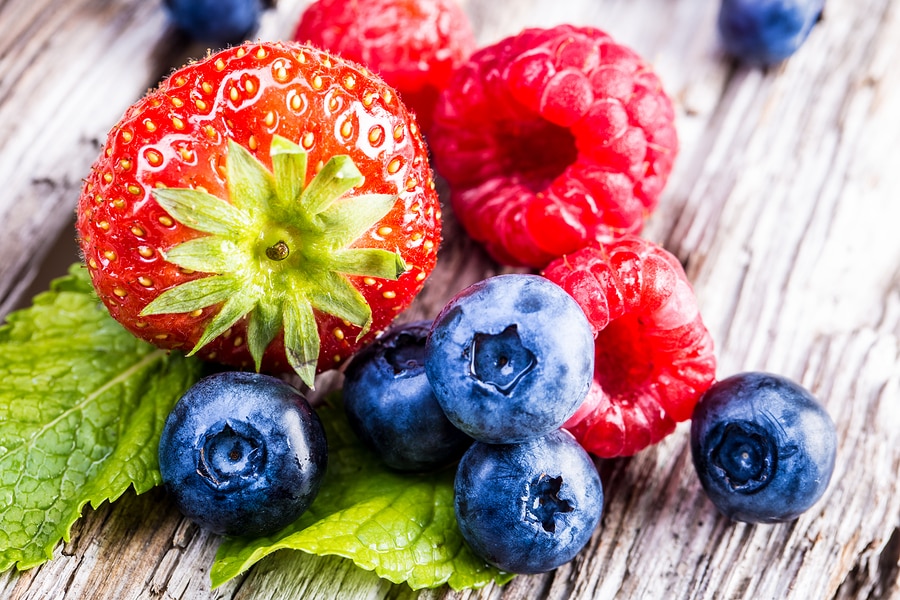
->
<box><xmin>542</xmin><ymin>237</ymin><xmax>716</xmax><ymax>457</ymax></box>
<box><xmin>294</xmin><ymin>0</ymin><xmax>476</xmax><ymax>134</ymax></box>
<box><xmin>431</xmin><ymin>25</ymin><xmax>678</xmax><ymax>268</ymax></box>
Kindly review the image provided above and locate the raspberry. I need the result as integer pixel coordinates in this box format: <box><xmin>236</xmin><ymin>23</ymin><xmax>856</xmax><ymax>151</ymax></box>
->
<box><xmin>294</xmin><ymin>0</ymin><xmax>476</xmax><ymax>133</ymax></box>
<box><xmin>430</xmin><ymin>25</ymin><xmax>678</xmax><ymax>269</ymax></box>
<box><xmin>542</xmin><ymin>237</ymin><xmax>716</xmax><ymax>457</ymax></box>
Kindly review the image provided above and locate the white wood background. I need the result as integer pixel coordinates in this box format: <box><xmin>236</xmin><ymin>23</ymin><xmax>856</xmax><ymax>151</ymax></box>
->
<box><xmin>1</xmin><ymin>0</ymin><xmax>899</xmax><ymax>598</ymax></box>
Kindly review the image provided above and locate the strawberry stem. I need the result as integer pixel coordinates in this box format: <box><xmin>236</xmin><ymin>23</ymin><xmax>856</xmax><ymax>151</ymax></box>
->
<box><xmin>266</xmin><ymin>241</ymin><xmax>290</xmax><ymax>261</ymax></box>
<box><xmin>142</xmin><ymin>135</ymin><xmax>403</xmax><ymax>388</ymax></box>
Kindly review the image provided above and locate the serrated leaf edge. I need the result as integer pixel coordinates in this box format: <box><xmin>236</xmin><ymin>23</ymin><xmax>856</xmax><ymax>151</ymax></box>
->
<box><xmin>0</xmin><ymin>348</ymin><xmax>176</xmax><ymax>572</ymax></box>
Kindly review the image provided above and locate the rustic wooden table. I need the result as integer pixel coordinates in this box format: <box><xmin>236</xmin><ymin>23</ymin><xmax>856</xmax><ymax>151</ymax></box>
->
<box><xmin>1</xmin><ymin>0</ymin><xmax>899</xmax><ymax>598</ymax></box>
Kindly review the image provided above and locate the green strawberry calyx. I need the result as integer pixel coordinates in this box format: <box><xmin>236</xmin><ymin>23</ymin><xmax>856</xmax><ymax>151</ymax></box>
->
<box><xmin>141</xmin><ymin>135</ymin><xmax>405</xmax><ymax>388</ymax></box>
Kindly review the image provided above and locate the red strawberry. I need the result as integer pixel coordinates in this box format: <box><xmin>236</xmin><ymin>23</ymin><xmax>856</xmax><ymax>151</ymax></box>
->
<box><xmin>542</xmin><ymin>237</ymin><xmax>716</xmax><ymax>457</ymax></box>
<box><xmin>430</xmin><ymin>25</ymin><xmax>678</xmax><ymax>269</ymax></box>
<box><xmin>76</xmin><ymin>41</ymin><xmax>441</xmax><ymax>388</ymax></box>
<box><xmin>293</xmin><ymin>0</ymin><xmax>476</xmax><ymax>134</ymax></box>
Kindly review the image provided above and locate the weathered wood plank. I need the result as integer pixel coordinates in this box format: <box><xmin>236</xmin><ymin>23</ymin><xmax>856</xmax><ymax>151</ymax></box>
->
<box><xmin>0</xmin><ymin>0</ymin><xmax>196</xmax><ymax>316</ymax></box>
<box><xmin>1</xmin><ymin>0</ymin><xmax>899</xmax><ymax>598</ymax></box>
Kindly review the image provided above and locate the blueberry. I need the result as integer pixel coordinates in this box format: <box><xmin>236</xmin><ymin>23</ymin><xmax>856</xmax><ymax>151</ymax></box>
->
<box><xmin>690</xmin><ymin>372</ymin><xmax>837</xmax><ymax>523</ymax></box>
<box><xmin>163</xmin><ymin>0</ymin><xmax>268</xmax><ymax>45</ymax></box>
<box><xmin>425</xmin><ymin>274</ymin><xmax>594</xmax><ymax>444</ymax></box>
<box><xmin>158</xmin><ymin>371</ymin><xmax>327</xmax><ymax>537</ymax></box>
<box><xmin>718</xmin><ymin>0</ymin><xmax>824</xmax><ymax>64</ymax></box>
<box><xmin>343</xmin><ymin>320</ymin><xmax>472</xmax><ymax>472</ymax></box>
<box><xmin>454</xmin><ymin>429</ymin><xmax>604</xmax><ymax>574</ymax></box>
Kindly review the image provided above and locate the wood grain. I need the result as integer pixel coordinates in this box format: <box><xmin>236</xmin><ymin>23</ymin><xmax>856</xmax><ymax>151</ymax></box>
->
<box><xmin>1</xmin><ymin>0</ymin><xmax>899</xmax><ymax>598</ymax></box>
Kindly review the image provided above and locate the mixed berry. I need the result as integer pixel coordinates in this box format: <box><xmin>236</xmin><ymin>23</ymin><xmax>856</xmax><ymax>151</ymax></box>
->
<box><xmin>425</xmin><ymin>274</ymin><xmax>594</xmax><ymax>444</ymax></box>
<box><xmin>342</xmin><ymin>320</ymin><xmax>472</xmax><ymax>472</ymax></box>
<box><xmin>455</xmin><ymin>429</ymin><xmax>604</xmax><ymax>574</ymax></box>
<box><xmin>66</xmin><ymin>0</ymin><xmax>836</xmax><ymax>586</ymax></box>
<box><xmin>341</xmin><ymin>274</ymin><xmax>605</xmax><ymax>569</ymax></box>
<box><xmin>543</xmin><ymin>236</ymin><xmax>717</xmax><ymax>457</ymax></box>
<box><xmin>76</xmin><ymin>41</ymin><xmax>440</xmax><ymax>389</ymax></box>
<box><xmin>718</xmin><ymin>0</ymin><xmax>825</xmax><ymax>65</ymax></box>
<box><xmin>158</xmin><ymin>371</ymin><xmax>327</xmax><ymax>537</ymax></box>
<box><xmin>163</xmin><ymin>0</ymin><xmax>271</xmax><ymax>45</ymax></box>
<box><xmin>691</xmin><ymin>372</ymin><xmax>836</xmax><ymax>523</ymax></box>
<box><xmin>430</xmin><ymin>24</ymin><xmax>679</xmax><ymax>268</ymax></box>
<box><xmin>293</xmin><ymin>0</ymin><xmax>476</xmax><ymax>134</ymax></box>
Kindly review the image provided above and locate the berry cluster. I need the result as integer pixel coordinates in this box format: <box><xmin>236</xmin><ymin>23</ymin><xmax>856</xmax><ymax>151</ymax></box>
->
<box><xmin>83</xmin><ymin>0</ymin><xmax>836</xmax><ymax>583</ymax></box>
<box><xmin>346</xmin><ymin>273</ymin><xmax>603</xmax><ymax>573</ymax></box>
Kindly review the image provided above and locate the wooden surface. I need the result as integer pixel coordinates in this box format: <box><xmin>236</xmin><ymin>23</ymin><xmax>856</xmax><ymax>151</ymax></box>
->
<box><xmin>1</xmin><ymin>0</ymin><xmax>899</xmax><ymax>598</ymax></box>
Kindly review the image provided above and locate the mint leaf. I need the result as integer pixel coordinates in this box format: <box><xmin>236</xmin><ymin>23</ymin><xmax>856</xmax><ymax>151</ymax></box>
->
<box><xmin>211</xmin><ymin>397</ymin><xmax>513</xmax><ymax>591</ymax></box>
<box><xmin>0</xmin><ymin>265</ymin><xmax>204</xmax><ymax>571</ymax></box>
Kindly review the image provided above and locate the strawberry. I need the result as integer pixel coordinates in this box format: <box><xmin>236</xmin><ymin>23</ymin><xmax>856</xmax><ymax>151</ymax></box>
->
<box><xmin>293</xmin><ymin>0</ymin><xmax>476</xmax><ymax>134</ymax></box>
<box><xmin>76</xmin><ymin>41</ymin><xmax>441</xmax><ymax>388</ymax></box>
<box><xmin>542</xmin><ymin>237</ymin><xmax>716</xmax><ymax>457</ymax></box>
<box><xmin>430</xmin><ymin>25</ymin><xmax>679</xmax><ymax>269</ymax></box>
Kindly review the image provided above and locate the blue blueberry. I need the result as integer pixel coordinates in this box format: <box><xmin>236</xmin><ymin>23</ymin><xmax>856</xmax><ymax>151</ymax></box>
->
<box><xmin>158</xmin><ymin>371</ymin><xmax>327</xmax><ymax>537</ymax></box>
<box><xmin>690</xmin><ymin>372</ymin><xmax>837</xmax><ymax>523</ymax></box>
<box><xmin>163</xmin><ymin>0</ymin><xmax>268</xmax><ymax>45</ymax></box>
<box><xmin>425</xmin><ymin>274</ymin><xmax>594</xmax><ymax>444</ymax></box>
<box><xmin>454</xmin><ymin>429</ymin><xmax>604</xmax><ymax>573</ymax></box>
<box><xmin>343</xmin><ymin>320</ymin><xmax>472</xmax><ymax>472</ymax></box>
<box><xmin>718</xmin><ymin>0</ymin><xmax>824</xmax><ymax>65</ymax></box>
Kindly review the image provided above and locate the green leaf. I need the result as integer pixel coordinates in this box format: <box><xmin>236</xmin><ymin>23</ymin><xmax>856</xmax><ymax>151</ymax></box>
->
<box><xmin>247</xmin><ymin>300</ymin><xmax>283</xmax><ymax>372</ymax></box>
<box><xmin>140</xmin><ymin>275</ymin><xmax>240</xmax><ymax>316</ymax></box>
<box><xmin>308</xmin><ymin>272</ymin><xmax>371</xmax><ymax>335</ymax></box>
<box><xmin>332</xmin><ymin>248</ymin><xmax>407</xmax><ymax>280</ymax></box>
<box><xmin>227</xmin><ymin>139</ymin><xmax>277</xmax><ymax>213</ymax></box>
<box><xmin>0</xmin><ymin>265</ymin><xmax>204</xmax><ymax>572</ymax></box>
<box><xmin>283</xmin><ymin>299</ymin><xmax>318</xmax><ymax>389</ymax></box>
<box><xmin>189</xmin><ymin>291</ymin><xmax>260</xmax><ymax>355</ymax></box>
<box><xmin>210</xmin><ymin>398</ymin><xmax>513</xmax><ymax>591</ymax></box>
<box><xmin>301</xmin><ymin>155</ymin><xmax>364</xmax><ymax>215</ymax></box>
<box><xmin>317</xmin><ymin>193</ymin><xmax>398</xmax><ymax>249</ymax></box>
<box><xmin>152</xmin><ymin>188</ymin><xmax>249</xmax><ymax>236</ymax></box>
<box><xmin>163</xmin><ymin>237</ymin><xmax>242</xmax><ymax>274</ymax></box>
<box><xmin>270</xmin><ymin>135</ymin><xmax>308</xmax><ymax>208</ymax></box>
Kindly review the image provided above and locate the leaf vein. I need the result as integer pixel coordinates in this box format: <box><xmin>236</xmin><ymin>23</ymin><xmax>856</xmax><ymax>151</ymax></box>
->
<box><xmin>0</xmin><ymin>349</ymin><xmax>167</xmax><ymax>463</ymax></box>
